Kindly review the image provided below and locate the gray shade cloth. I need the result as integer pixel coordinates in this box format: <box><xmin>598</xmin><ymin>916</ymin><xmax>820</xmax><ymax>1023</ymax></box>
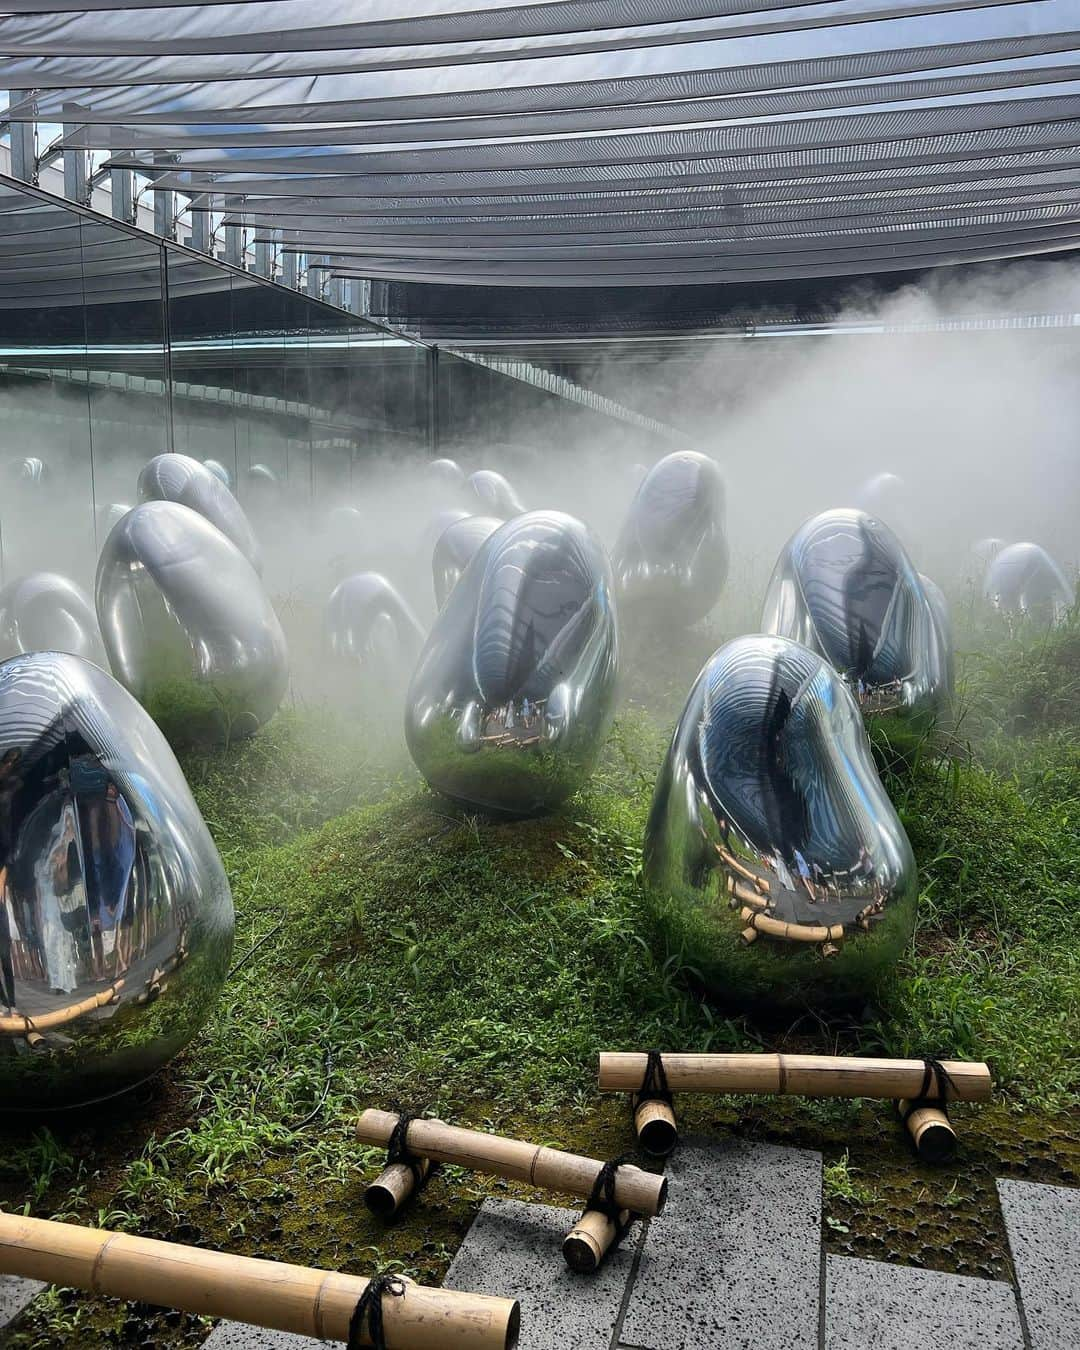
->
<box><xmin>4</xmin><ymin>0</ymin><xmax>1080</xmax><ymax>287</ymax></box>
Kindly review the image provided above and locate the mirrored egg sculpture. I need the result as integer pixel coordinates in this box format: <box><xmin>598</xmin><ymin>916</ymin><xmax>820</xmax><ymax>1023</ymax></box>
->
<box><xmin>406</xmin><ymin>510</ymin><xmax>618</xmax><ymax>818</ymax></box>
<box><xmin>466</xmin><ymin>469</ymin><xmax>525</xmax><ymax>519</ymax></box>
<box><xmin>432</xmin><ymin>514</ymin><xmax>501</xmax><ymax>608</ymax></box>
<box><xmin>761</xmin><ymin>508</ymin><xmax>951</xmax><ymax>736</ymax></box>
<box><xmin>855</xmin><ymin>471</ymin><xmax>911</xmax><ymax>536</ymax></box>
<box><xmin>0</xmin><ymin>572</ymin><xmax>106</xmax><ymax>668</ymax></box>
<box><xmin>96</xmin><ymin>501</ymin><xmax>289</xmax><ymax>745</ymax></box>
<box><xmin>918</xmin><ymin>572</ymin><xmax>955</xmax><ymax>695</ymax></box>
<box><xmin>138</xmin><ymin>452</ymin><xmax>262</xmax><ymax>574</ymax></box>
<box><xmin>427</xmin><ymin>457</ymin><xmax>466</xmax><ymax>493</ymax></box>
<box><xmin>98</xmin><ymin>503</ymin><xmax>131</xmax><ymax>537</ymax></box>
<box><xmin>325</xmin><ymin>572</ymin><xmax>425</xmax><ymax>686</ymax></box>
<box><xmin>984</xmin><ymin>542</ymin><xmax>1074</xmax><ymax>625</ymax></box>
<box><xmin>973</xmin><ymin>536</ymin><xmax>1004</xmax><ymax>566</ymax></box>
<box><xmin>644</xmin><ymin>634</ymin><xmax>917</xmax><ymax>1007</ymax></box>
<box><xmin>612</xmin><ymin>450</ymin><xmax>728</xmax><ymax>626</ymax></box>
<box><xmin>0</xmin><ymin>651</ymin><xmax>233</xmax><ymax>1109</ymax></box>
<box><xmin>203</xmin><ymin>458</ymin><xmax>232</xmax><ymax>489</ymax></box>
<box><xmin>9</xmin><ymin>457</ymin><xmax>47</xmax><ymax>487</ymax></box>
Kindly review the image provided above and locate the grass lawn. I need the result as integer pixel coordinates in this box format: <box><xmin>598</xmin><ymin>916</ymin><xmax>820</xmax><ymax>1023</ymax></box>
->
<box><xmin>1</xmin><ymin>599</ymin><xmax>1077</xmax><ymax>1348</ymax></box>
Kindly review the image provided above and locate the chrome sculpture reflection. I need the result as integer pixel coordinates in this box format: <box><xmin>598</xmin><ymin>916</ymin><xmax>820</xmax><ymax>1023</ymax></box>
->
<box><xmin>432</xmin><ymin>514</ymin><xmax>501</xmax><ymax>608</ymax></box>
<box><xmin>973</xmin><ymin>536</ymin><xmax>1005</xmax><ymax>566</ymax></box>
<box><xmin>612</xmin><ymin>450</ymin><xmax>728</xmax><ymax>626</ymax></box>
<box><xmin>203</xmin><ymin>458</ymin><xmax>232</xmax><ymax>489</ymax></box>
<box><xmin>325</xmin><ymin>572</ymin><xmax>425</xmax><ymax>686</ymax></box>
<box><xmin>919</xmin><ymin>572</ymin><xmax>955</xmax><ymax>695</ymax></box>
<box><xmin>9</xmin><ymin>457</ymin><xmax>47</xmax><ymax>487</ymax></box>
<box><xmin>984</xmin><ymin>542</ymin><xmax>1075</xmax><ymax>625</ymax></box>
<box><xmin>644</xmin><ymin>634</ymin><xmax>917</xmax><ymax>1006</ymax></box>
<box><xmin>406</xmin><ymin>511</ymin><xmax>618</xmax><ymax>817</ymax></box>
<box><xmin>466</xmin><ymin>469</ymin><xmax>525</xmax><ymax>518</ymax></box>
<box><xmin>761</xmin><ymin>508</ymin><xmax>951</xmax><ymax>731</ymax></box>
<box><xmin>98</xmin><ymin>503</ymin><xmax>131</xmax><ymax>537</ymax></box>
<box><xmin>0</xmin><ymin>651</ymin><xmax>233</xmax><ymax>1109</ymax></box>
<box><xmin>95</xmin><ymin>502</ymin><xmax>289</xmax><ymax>744</ymax></box>
<box><xmin>0</xmin><ymin>573</ymin><xmax>106</xmax><ymax>668</ymax></box>
<box><xmin>855</xmin><ymin>471</ymin><xmax>911</xmax><ymax>537</ymax></box>
<box><xmin>428</xmin><ymin>457</ymin><xmax>466</xmax><ymax>493</ymax></box>
<box><xmin>138</xmin><ymin>452</ymin><xmax>262</xmax><ymax>574</ymax></box>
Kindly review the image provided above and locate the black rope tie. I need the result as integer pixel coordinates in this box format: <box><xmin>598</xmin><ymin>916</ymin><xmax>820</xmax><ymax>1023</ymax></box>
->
<box><xmin>386</xmin><ymin>1112</ymin><xmax>427</xmax><ymax>1188</ymax></box>
<box><xmin>582</xmin><ymin>1154</ymin><xmax>638</xmax><ymax>1251</ymax></box>
<box><xmin>635</xmin><ymin>1049</ymin><xmax>673</xmax><ymax>1110</ymax></box>
<box><xmin>347</xmin><ymin>1272</ymin><xmax>407</xmax><ymax>1350</ymax></box>
<box><xmin>911</xmin><ymin>1057</ymin><xmax>957</xmax><ymax>1115</ymax></box>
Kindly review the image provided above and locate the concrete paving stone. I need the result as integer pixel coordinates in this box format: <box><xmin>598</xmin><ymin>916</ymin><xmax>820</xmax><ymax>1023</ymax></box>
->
<box><xmin>619</xmin><ymin>1138</ymin><xmax>822</xmax><ymax>1350</ymax></box>
<box><xmin>444</xmin><ymin>1197</ymin><xmax>641</xmax><ymax>1350</ymax></box>
<box><xmin>200</xmin><ymin>1322</ymin><xmax>341</xmax><ymax>1348</ymax></box>
<box><xmin>825</xmin><ymin>1254</ymin><xmax>1024</xmax><ymax>1349</ymax></box>
<box><xmin>998</xmin><ymin>1178</ymin><xmax>1080</xmax><ymax>1350</ymax></box>
<box><xmin>0</xmin><ymin>1275</ymin><xmax>44</xmax><ymax>1328</ymax></box>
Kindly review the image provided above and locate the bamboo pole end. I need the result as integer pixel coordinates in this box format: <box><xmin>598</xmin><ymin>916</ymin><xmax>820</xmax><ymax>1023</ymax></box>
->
<box><xmin>633</xmin><ymin>1098</ymin><xmax>678</xmax><ymax>1157</ymax></box>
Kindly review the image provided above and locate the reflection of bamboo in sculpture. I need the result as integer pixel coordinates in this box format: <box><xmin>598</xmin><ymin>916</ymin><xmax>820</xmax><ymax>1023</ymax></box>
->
<box><xmin>740</xmin><ymin>907</ymin><xmax>844</xmax><ymax>943</ymax></box>
<box><xmin>0</xmin><ymin>1212</ymin><xmax>520</xmax><ymax>1349</ymax></box>
<box><xmin>599</xmin><ymin>1053</ymin><xmax>993</xmax><ymax>1101</ymax></box>
<box><xmin>0</xmin><ymin>980</ymin><xmax>125</xmax><ymax>1036</ymax></box>
<box><xmin>356</xmin><ymin>1110</ymin><xmax>666</xmax><ymax>1216</ymax></box>
<box><xmin>716</xmin><ymin>846</ymin><xmax>770</xmax><ymax>893</ymax></box>
<box><xmin>729</xmin><ymin>878</ymin><xmax>768</xmax><ymax>910</ymax></box>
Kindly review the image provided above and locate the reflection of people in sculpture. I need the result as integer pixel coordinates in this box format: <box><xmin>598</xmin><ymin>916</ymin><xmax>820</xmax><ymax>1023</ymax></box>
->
<box><xmin>38</xmin><ymin>802</ymin><xmax>83</xmax><ymax>994</ymax></box>
<box><xmin>82</xmin><ymin>782</ymin><xmax>136</xmax><ymax>977</ymax></box>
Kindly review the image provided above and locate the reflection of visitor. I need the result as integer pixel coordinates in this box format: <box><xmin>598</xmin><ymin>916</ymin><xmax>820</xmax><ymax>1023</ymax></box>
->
<box><xmin>793</xmin><ymin>848</ymin><xmax>818</xmax><ymax>902</ymax></box>
<box><xmin>83</xmin><ymin>783</ymin><xmax>136</xmax><ymax>976</ymax></box>
<box><xmin>38</xmin><ymin>803</ymin><xmax>82</xmax><ymax>994</ymax></box>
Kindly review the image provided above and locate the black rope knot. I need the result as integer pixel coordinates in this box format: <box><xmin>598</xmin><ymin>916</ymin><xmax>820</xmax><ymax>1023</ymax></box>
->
<box><xmin>581</xmin><ymin>1154</ymin><xmax>638</xmax><ymax>1253</ymax></box>
<box><xmin>635</xmin><ymin>1049</ymin><xmax>673</xmax><ymax>1108</ymax></box>
<box><xmin>910</xmin><ymin>1057</ymin><xmax>957</xmax><ymax>1114</ymax></box>
<box><xmin>347</xmin><ymin>1272</ymin><xmax>407</xmax><ymax>1350</ymax></box>
<box><xmin>386</xmin><ymin>1112</ymin><xmax>427</xmax><ymax>1188</ymax></box>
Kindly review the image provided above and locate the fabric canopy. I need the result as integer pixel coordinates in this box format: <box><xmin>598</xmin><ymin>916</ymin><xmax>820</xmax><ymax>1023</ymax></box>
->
<box><xmin>3</xmin><ymin>0</ymin><xmax>1080</xmax><ymax>287</ymax></box>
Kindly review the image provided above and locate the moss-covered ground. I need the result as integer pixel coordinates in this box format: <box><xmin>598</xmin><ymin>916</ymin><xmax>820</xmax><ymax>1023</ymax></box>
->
<box><xmin>1</xmin><ymin>599</ymin><xmax>1078</xmax><ymax>1348</ymax></box>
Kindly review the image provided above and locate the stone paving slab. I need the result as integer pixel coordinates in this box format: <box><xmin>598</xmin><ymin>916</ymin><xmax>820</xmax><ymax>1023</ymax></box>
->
<box><xmin>201</xmin><ymin>1322</ymin><xmax>341</xmax><ymax>1349</ymax></box>
<box><xmin>0</xmin><ymin>1275</ymin><xmax>44</xmax><ymax>1328</ymax></box>
<box><xmin>619</xmin><ymin>1138</ymin><xmax>822</xmax><ymax>1350</ymax></box>
<box><xmin>998</xmin><ymin>1178</ymin><xmax>1080</xmax><ymax>1350</ymax></box>
<box><xmin>825</xmin><ymin>1255</ymin><xmax>1024</xmax><ymax>1349</ymax></box>
<box><xmin>444</xmin><ymin>1197</ymin><xmax>641</xmax><ymax>1350</ymax></box>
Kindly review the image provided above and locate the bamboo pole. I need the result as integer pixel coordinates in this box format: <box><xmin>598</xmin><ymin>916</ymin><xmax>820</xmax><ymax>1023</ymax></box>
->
<box><xmin>598</xmin><ymin>1054</ymin><xmax>993</xmax><ymax>1102</ymax></box>
<box><xmin>355</xmin><ymin>1111</ymin><xmax>666</xmax><ymax>1218</ymax></box>
<box><xmin>0</xmin><ymin>981</ymin><xmax>125</xmax><ymax>1036</ymax></box>
<box><xmin>0</xmin><ymin>1212</ymin><xmax>518</xmax><ymax>1350</ymax></box>
<box><xmin>716</xmin><ymin>846</ymin><xmax>770</xmax><ymax>894</ymax></box>
<box><xmin>632</xmin><ymin>1098</ymin><xmax>679</xmax><ymax>1157</ymax></box>
<box><xmin>730</xmin><ymin>880</ymin><xmax>768</xmax><ymax>910</ymax></box>
<box><xmin>365</xmin><ymin>1157</ymin><xmax>432</xmax><ymax>1219</ymax></box>
<box><xmin>897</xmin><ymin>1100</ymin><xmax>957</xmax><ymax>1163</ymax></box>
<box><xmin>562</xmin><ymin>1209</ymin><xmax>629</xmax><ymax>1274</ymax></box>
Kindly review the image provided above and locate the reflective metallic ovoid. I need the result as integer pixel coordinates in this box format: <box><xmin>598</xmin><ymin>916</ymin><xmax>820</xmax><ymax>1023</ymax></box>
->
<box><xmin>855</xmin><ymin>471</ymin><xmax>910</xmax><ymax>536</ymax></box>
<box><xmin>761</xmin><ymin>509</ymin><xmax>951</xmax><ymax>733</ymax></box>
<box><xmin>95</xmin><ymin>501</ymin><xmax>289</xmax><ymax>745</ymax></box>
<box><xmin>918</xmin><ymin>572</ymin><xmax>955</xmax><ymax>696</ymax></box>
<box><xmin>98</xmin><ymin>503</ymin><xmax>131</xmax><ymax>537</ymax></box>
<box><xmin>203</xmin><ymin>458</ymin><xmax>232</xmax><ymax>489</ymax></box>
<box><xmin>984</xmin><ymin>542</ymin><xmax>1075</xmax><ymax>625</ymax></box>
<box><xmin>0</xmin><ymin>651</ymin><xmax>233</xmax><ymax>1109</ymax></box>
<box><xmin>973</xmin><ymin>536</ymin><xmax>1005</xmax><ymax>566</ymax></box>
<box><xmin>428</xmin><ymin>457</ymin><xmax>466</xmax><ymax>492</ymax></box>
<box><xmin>138</xmin><ymin>452</ymin><xmax>262</xmax><ymax>574</ymax></box>
<box><xmin>325</xmin><ymin>572</ymin><xmax>425</xmax><ymax>686</ymax></box>
<box><xmin>467</xmin><ymin>469</ymin><xmax>525</xmax><ymax>519</ymax></box>
<box><xmin>406</xmin><ymin>510</ymin><xmax>618</xmax><ymax>818</ymax></box>
<box><xmin>0</xmin><ymin>572</ymin><xmax>106</xmax><ymax>668</ymax></box>
<box><xmin>10</xmin><ymin>457</ymin><xmax>47</xmax><ymax>487</ymax></box>
<box><xmin>644</xmin><ymin>634</ymin><xmax>917</xmax><ymax>1006</ymax></box>
<box><xmin>612</xmin><ymin>450</ymin><xmax>728</xmax><ymax>626</ymax></box>
<box><xmin>432</xmin><ymin>514</ymin><xmax>501</xmax><ymax>608</ymax></box>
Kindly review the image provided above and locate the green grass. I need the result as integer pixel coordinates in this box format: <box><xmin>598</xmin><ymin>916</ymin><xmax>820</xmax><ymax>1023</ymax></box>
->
<box><xmin>1</xmin><ymin>602</ymin><xmax>1078</xmax><ymax>1346</ymax></box>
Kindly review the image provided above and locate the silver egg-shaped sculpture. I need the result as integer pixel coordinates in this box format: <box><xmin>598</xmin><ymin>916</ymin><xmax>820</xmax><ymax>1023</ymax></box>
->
<box><xmin>325</xmin><ymin>572</ymin><xmax>425</xmax><ymax>685</ymax></box>
<box><xmin>919</xmin><ymin>572</ymin><xmax>955</xmax><ymax>694</ymax></box>
<box><xmin>406</xmin><ymin>510</ymin><xmax>618</xmax><ymax>818</ymax></box>
<box><xmin>984</xmin><ymin>542</ymin><xmax>1074</xmax><ymax>625</ymax></box>
<box><xmin>761</xmin><ymin>508</ymin><xmax>951</xmax><ymax>735</ymax></box>
<box><xmin>855</xmin><ymin>471</ymin><xmax>910</xmax><ymax>535</ymax></box>
<box><xmin>0</xmin><ymin>651</ymin><xmax>233</xmax><ymax>1109</ymax></box>
<box><xmin>644</xmin><ymin>634</ymin><xmax>917</xmax><ymax>1007</ymax></box>
<box><xmin>612</xmin><ymin>450</ymin><xmax>728</xmax><ymax>627</ymax></box>
<box><xmin>98</xmin><ymin>503</ymin><xmax>132</xmax><ymax>537</ymax></box>
<box><xmin>432</xmin><ymin>514</ymin><xmax>501</xmax><ymax>608</ymax></box>
<box><xmin>10</xmin><ymin>456</ymin><xmax>47</xmax><ymax>487</ymax></box>
<box><xmin>973</xmin><ymin>536</ymin><xmax>1005</xmax><ymax>566</ymax></box>
<box><xmin>0</xmin><ymin>572</ymin><xmax>106</xmax><ymax>667</ymax></box>
<box><xmin>95</xmin><ymin>501</ymin><xmax>289</xmax><ymax>745</ymax></box>
<box><xmin>203</xmin><ymin>458</ymin><xmax>232</xmax><ymax>489</ymax></box>
<box><xmin>467</xmin><ymin>469</ymin><xmax>525</xmax><ymax>519</ymax></box>
<box><xmin>427</xmin><ymin>457</ymin><xmax>466</xmax><ymax>493</ymax></box>
<box><xmin>138</xmin><ymin>452</ymin><xmax>262</xmax><ymax>574</ymax></box>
